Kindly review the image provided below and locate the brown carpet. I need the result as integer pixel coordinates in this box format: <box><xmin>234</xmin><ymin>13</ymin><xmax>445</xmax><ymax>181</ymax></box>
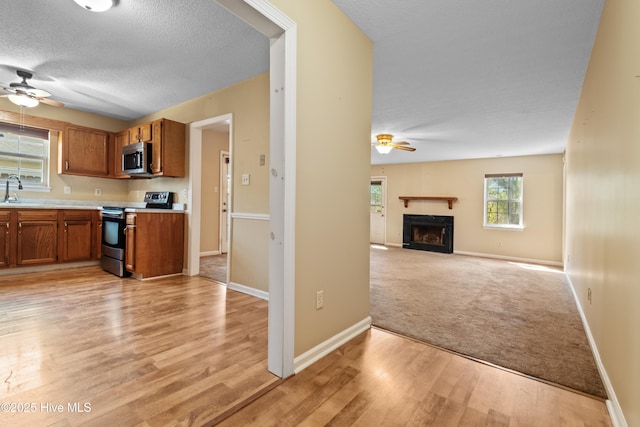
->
<box><xmin>370</xmin><ymin>245</ymin><xmax>607</xmax><ymax>399</ymax></box>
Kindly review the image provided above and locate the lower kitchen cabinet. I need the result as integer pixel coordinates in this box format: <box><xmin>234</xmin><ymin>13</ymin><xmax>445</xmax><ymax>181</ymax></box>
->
<box><xmin>59</xmin><ymin>210</ymin><xmax>94</xmax><ymax>262</ymax></box>
<box><xmin>125</xmin><ymin>212</ymin><xmax>184</xmax><ymax>279</ymax></box>
<box><xmin>17</xmin><ymin>210</ymin><xmax>58</xmax><ymax>266</ymax></box>
<box><xmin>0</xmin><ymin>211</ymin><xmax>11</xmax><ymax>267</ymax></box>
<box><xmin>0</xmin><ymin>208</ymin><xmax>101</xmax><ymax>269</ymax></box>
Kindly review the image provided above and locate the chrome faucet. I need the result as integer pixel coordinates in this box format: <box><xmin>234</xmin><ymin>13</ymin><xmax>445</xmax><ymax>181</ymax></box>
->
<box><xmin>4</xmin><ymin>174</ymin><xmax>23</xmax><ymax>203</ymax></box>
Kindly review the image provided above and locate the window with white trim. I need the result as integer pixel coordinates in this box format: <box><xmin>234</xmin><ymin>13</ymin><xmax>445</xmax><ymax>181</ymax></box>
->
<box><xmin>484</xmin><ymin>173</ymin><xmax>523</xmax><ymax>228</ymax></box>
<box><xmin>0</xmin><ymin>122</ymin><xmax>50</xmax><ymax>188</ymax></box>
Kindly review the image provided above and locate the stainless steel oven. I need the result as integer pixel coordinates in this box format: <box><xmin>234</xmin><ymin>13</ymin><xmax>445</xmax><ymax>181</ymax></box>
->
<box><xmin>100</xmin><ymin>207</ymin><xmax>130</xmax><ymax>277</ymax></box>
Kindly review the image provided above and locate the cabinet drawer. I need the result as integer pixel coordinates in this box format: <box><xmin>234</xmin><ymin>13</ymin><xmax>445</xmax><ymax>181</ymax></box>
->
<box><xmin>0</xmin><ymin>211</ymin><xmax>11</xmax><ymax>222</ymax></box>
<box><xmin>62</xmin><ymin>210</ymin><xmax>93</xmax><ymax>221</ymax></box>
<box><xmin>126</xmin><ymin>214</ymin><xmax>136</xmax><ymax>225</ymax></box>
<box><xmin>17</xmin><ymin>210</ymin><xmax>58</xmax><ymax>221</ymax></box>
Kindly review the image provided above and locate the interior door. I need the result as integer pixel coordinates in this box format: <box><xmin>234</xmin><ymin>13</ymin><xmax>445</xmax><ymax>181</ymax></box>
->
<box><xmin>370</xmin><ymin>177</ymin><xmax>386</xmax><ymax>244</ymax></box>
<box><xmin>220</xmin><ymin>153</ymin><xmax>230</xmax><ymax>254</ymax></box>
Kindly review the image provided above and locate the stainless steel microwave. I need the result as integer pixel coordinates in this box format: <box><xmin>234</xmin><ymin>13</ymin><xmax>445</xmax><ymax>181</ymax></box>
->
<box><xmin>122</xmin><ymin>142</ymin><xmax>153</xmax><ymax>176</ymax></box>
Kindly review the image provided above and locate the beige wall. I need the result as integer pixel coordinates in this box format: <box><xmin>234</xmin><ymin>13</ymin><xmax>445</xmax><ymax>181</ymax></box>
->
<box><xmin>372</xmin><ymin>154</ymin><xmax>564</xmax><ymax>263</ymax></box>
<box><xmin>565</xmin><ymin>0</ymin><xmax>640</xmax><ymax>424</ymax></box>
<box><xmin>131</xmin><ymin>73</ymin><xmax>270</xmax><ymax>291</ymax></box>
<box><xmin>128</xmin><ymin>74</ymin><xmax>270</xmax><ymax>213</ymax></box>
<box><xmin>200</xmin><ymin>130</ymin><xmax>229</xmax><ymax>254</ymax></box>
<box><xmin>271</xmin><ymin>0</ymin><xmax>373</xmax><ymax>356</ymax></box>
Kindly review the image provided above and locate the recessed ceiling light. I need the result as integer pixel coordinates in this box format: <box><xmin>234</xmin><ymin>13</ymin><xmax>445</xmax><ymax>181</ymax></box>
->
<box><xmin>73</xmin><ymin>0</ymin><xmax>114</xmax><ymax>12</ymax></box>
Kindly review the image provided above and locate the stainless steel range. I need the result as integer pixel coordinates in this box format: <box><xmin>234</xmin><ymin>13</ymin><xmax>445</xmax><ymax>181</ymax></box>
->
<box><xmin>100</xmin><ymin>206</ymin><xmax>129</xmax><ymax>277</ymax></box>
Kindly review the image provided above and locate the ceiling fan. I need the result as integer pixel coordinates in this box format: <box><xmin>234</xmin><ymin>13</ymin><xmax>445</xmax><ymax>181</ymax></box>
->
<box><xmin>372</xmin><ymin>133</ymin><xmax>416</xmax><ymax>154</ymax></box>
<box><xmin>1</xmin><ymin>70</ymin><xmax>64</xmax><ymax>108</ymax></box>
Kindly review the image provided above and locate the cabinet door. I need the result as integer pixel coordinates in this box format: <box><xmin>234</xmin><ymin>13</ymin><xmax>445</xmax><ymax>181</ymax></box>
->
<box><xmin>112</xmin><ymin>130</ymin><xmax>130</xmax><ymax>178</ymax></box>
<box><xmin>0</xmin><ymin>211</ymin><xmax>10</xmax><ymax>268</ymax></box>
<box><xmin>62</xmin><ymin>125</ymin><xmax>109</xmax><ymax>177</ymax></box>
<box><xmin>94</xmin><ymin>210</ymin><xmax>102</xmax><ymax>260</ymax></box>
<box><xmin>150</xmin><ymin>119</ymin><xmax>163</xmax><ymax>174</ymax></box>
<box><xmin>17</xmin><ymin>211</ymin><xmax>58</xmax><ymax>265</ymax></box>
<box><xmin>61</xmin><ymin>211</ymin><xmax>93</xmax><ymax>262</ymax></box>
<box><xmin>125</xmin><ymin>214</ymin><xmax>136</xmax><ymax>272</ymax></box>
<box><xmin>129</xmin><ymin>122</ymin><xmax>153</xmax><ymax>144</ymax></box>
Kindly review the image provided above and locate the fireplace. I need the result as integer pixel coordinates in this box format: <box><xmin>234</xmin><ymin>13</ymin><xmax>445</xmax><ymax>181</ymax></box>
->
<box><xmin>403</xmin><ymin>214</ymin><xmax>454</xmax><ymax>253</ymax></box>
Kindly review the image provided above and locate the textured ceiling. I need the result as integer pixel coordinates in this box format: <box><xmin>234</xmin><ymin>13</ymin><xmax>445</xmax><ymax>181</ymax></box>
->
<box><xmin>0</xmin><ymin>1</ymin><xmax>269</xmax><ymax>121</ymax></box>
<box><xmin>0</xmin><ymin>1</ymin><xmax>603</xmax><ymax>165</ymax></box>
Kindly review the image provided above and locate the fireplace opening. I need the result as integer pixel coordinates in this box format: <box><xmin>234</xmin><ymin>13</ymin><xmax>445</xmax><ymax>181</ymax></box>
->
<box><xmin>403</xmin><ymin>214</ymin><xmax>453</xmax><ymax>253</ymax></box>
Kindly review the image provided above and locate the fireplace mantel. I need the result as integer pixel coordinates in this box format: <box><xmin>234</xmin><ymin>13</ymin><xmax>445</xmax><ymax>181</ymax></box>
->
<box><xmin>399</xmin><ymin>196</ymin><xmax>458</xmax><ymax>209</ymax></box>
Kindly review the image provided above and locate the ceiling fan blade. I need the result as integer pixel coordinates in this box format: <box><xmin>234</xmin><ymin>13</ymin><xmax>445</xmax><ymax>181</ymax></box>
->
<box><xmin>393</xmin><ymin>145</ymin><xmax>416</xmax><ymax>152</ymax></box>
<box><xmin>40</xmin><ymin>97</ymin><xmax>64</xmax><ymax>107</ymax></box>
<box><xmin>25</xmin><ymin>88</ymin><xmax>52</xmax><ymax>98</ymax></box>
<box><xmin>394</xmin><ymin>141</ymin><xmax>410</xmax><ymax>146</ymax></box>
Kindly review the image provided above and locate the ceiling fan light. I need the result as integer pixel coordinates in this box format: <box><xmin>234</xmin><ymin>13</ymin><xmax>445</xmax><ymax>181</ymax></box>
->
<box><xmin>8</xmin><ymin>93</ymin><xmax>39</xmax><ymax>108</ymax></box>
<box><xmin>73</xmin><ymin>0</ymin><xmax>113</xmax><ymax>12</ymax></box>
<box><xmin>375</xmin><ymin>144</ymin><xmax>393</xmax><ymax>155</ymax></box>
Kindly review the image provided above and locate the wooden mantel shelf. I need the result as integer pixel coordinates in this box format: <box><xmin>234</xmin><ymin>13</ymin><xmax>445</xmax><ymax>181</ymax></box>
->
<box><xmin>399</xmin><ymin>196</ymin><xmax>458</xmax><ymax>209</ymax></box>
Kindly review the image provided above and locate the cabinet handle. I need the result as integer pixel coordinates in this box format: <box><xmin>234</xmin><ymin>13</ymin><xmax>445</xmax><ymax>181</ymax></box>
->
<box><xmin>64</xmin><ymin>222</ymin><xmax>68</xmax><ymax>231</ymax></box>
<box><xmin>18</xmin><ymin>222</ymin><xmax>22</xmax><ymax>234</ymax></box>
<box><xmin>5</xmin><ymin>222</ymin><xmax>8</xmax><ymax>234</ymax></box>
<box><xmin>65</xmin><ymin>160</ymin><xmax>69</xmax><ymax>170</ymax></box>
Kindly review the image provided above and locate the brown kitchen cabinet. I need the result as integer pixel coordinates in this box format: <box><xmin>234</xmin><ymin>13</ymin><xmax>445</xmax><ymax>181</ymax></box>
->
<box><xmin>124</xmin><ymin>213</ymin><xmax>136</xmax><ymax>272</ymax></box>
<box><xmin>110</xmin><ymin>129</ymin><xmax>130</xmax><ymax>178</ymax></box>
<box><xmin>135</xmin><ymin>118</ymin><xmax>185</xmax><ymax>177</ymax></box>
<box><xmin>94</xmin><ymin>210</ymin><xmax>102</xmax><ymax>260</ymax></box>
<box><xmin>17</xmin><ymin>210</ymin><xmax>58</xmax><ymax>266</ymax></box>
<box><xmin>129</xmin><ymin>122</ymin><xmax>154</xmax><ymax>144</ymax></box>
<box><xmin>125</xmin><ymin>211</ymin><xmax>184</xmax><ymax>279</ymax></box>
<box><xmin>0</xmin><ymin>211</ymin><xmax>11</xmax><ymax>267</ymax></box>
<box><xmin>59</xmin><ymin>124</ymin><xmax>110</xmax><ymax>177</ymax></box>
<box><xmin>0</xmin><ymin>208</ymin><xmax>101</xmax><ymax>269</ymax></box>
<box><xmin>59</xmin><ymin>210</ymin><xmax>94</xmax><ymax>262</ymax></box>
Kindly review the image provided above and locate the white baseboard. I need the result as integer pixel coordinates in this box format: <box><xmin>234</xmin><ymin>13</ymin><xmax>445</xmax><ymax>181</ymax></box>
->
<box><xmin>565</xmin><ymin>274</ymin><xmax>627</xmax><ymax>427</ymax></box>
<box><xmin>376</xmin><ymin>245</ymin><xmax>563</xmax><ymax>267</ymax></box>
<box><xmin>228</xmin><ymin>281</ymin><xmax>269</xmax><ymax>301</ymax></box>
<box><xmin>454</xmin><ymin>250</ymin><xmax>563</xmax><ymax>267</ymax></box>
<box><xmin>200</xmin><ymin>250</ymin><xmax>221</xmax><ymax>257</ymax></box>
<box><xmin>293</xmin><ymin>316</ymin><xmax>371</xmax><ymax>374</ymax></box>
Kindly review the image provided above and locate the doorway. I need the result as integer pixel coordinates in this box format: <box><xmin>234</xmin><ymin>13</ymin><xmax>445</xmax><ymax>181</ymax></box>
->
<box><xmin>370</xmin><ymin>176</ymin><xmax>386</xmax><ymax>244</ymax></box>
<box><xmin>220</xmin><ymin>152</ymin><xmax>230</xmax><ymax>254</ymax></box>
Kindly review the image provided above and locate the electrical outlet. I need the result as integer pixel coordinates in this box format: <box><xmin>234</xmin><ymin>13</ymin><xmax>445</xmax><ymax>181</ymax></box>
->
<box><xmin>241</xmin><ymin>174</ymin><xmax>250</xmax><ymax>185</ymax></box>
<box><xmin>95</xmin><ymin>188</ymin><xmax>102</xmax><ymax>196</ymax></box>
<box><xmin>64</xmin><ymin>186</ymin><xmax>71</xmax><ymax>194</ymax></box>
<box><xmin>316</xmin><ymin>290</ymin><xmax>324</xmax><ymax>310</ymax></box>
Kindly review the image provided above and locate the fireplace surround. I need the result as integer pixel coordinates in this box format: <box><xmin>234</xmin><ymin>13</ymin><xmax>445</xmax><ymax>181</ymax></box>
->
<box><xmin>403</xmin><ymin>214</ymin><xmax>454</xmax><ymax>253</ymax></box>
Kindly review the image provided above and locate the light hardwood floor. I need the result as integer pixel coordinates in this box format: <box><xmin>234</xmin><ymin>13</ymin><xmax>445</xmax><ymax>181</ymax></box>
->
<box><xmin>0</xmin><ymin>267</ymin><xmax>278</xmax><ymax>426</ymax></box>
<box><xmin>0</xmin><ymin>267</ymin><xmax>612</xmax><ymax>426</ymax></box>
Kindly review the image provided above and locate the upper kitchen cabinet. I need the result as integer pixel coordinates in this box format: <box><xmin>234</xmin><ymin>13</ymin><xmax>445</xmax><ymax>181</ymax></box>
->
<box><xmin>111</xmin><ymin>129</ymin><xmax>130</xmax><ymax>178</ymax></box>
<box><xmin>59</xmin><ymin>124</ymin><xmax>110</xmax><ymax>177</ymax></box>
<box><xmin>129</xmin><ymin>122</ymin><xmax>153</xmax><ymax>144</ymax></box>
<box><xmin>147</xmin><ymin>118</ymin><xmax>185</xmax><ymax>177</ymax></box>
